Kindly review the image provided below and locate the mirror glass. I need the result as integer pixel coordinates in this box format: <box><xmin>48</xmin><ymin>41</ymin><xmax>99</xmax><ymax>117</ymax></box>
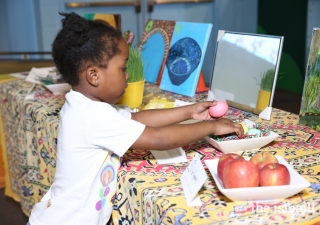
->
<box><xmin>209</xmin><ymin>30</ymin><xmax>284</xmax><ymax>115</ymax></box>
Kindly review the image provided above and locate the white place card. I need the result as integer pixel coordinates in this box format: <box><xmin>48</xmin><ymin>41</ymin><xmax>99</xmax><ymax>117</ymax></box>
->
<box><xmin>151</xmin><ymin>147</ymin><xmax>187</xmax><ymax>164</ymax></box>
<box><xmin>180</xmin><ymin>154</ymin><xmax>208</xmax><ymax>206</ymax></box>
<box><xmin>25</xmin><ymin>67</ymin><xmax>56</xmax><ymax>83</ymax></box>
<box><xmin>9</xmin><ymin>72</ymin><xmax>28</xmax><ymax>79</ymax></box>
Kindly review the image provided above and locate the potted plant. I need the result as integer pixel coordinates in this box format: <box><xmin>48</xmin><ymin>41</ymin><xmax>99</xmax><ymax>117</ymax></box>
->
<box><xmin>256</xmin><ymin>68</ymin><xmax>275</xmax><ymax>111</ymax></box>
<box><xmin>118</xmin><ymin>30</ymin><xmax>145</xmax><ymax>109</ymax></box>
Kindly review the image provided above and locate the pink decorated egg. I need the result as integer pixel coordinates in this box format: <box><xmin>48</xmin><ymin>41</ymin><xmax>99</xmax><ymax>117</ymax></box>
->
<box><xmin>209</xmin><ymin>101</ymin><xmax>228</xmax><ymax>117</ymax></box>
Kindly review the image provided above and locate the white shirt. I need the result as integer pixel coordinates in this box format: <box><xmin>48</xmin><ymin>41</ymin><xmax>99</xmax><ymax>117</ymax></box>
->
<box><xmin>29</xmin><ymin>90</ymin><xmax>145</xmax><ymax>225</ymax></box>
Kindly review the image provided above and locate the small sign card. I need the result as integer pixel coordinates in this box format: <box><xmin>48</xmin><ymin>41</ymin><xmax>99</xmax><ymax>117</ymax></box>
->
<box><xmin>180</xmin><ymin>154</ymin><xmax>208</xmax><ymax>206</ymax></box>
<box><xmin>151</xmin><ymin>147</ymin><xmax>187</xmax><ymax>164</ymax></box>
<box><xmin>25</xmin><ymin>67</ymin><xmax>56</xmax><ymax>83</ymax></box>
<box><xmin>24</xmin><ymin>67</ymin><xmax>71</xmax><ymax>99</ymax></box>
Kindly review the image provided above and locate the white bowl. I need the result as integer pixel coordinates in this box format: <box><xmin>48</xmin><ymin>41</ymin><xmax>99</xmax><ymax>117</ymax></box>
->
<box><xmin>204</xmin><ymin>156</ymin><xmax>310</xmax><ymax>201</ymax></box>
<box><xmin>204</xmin><ymin>119</ymin><xmax>279</xmax><ymax>153</ymax></box>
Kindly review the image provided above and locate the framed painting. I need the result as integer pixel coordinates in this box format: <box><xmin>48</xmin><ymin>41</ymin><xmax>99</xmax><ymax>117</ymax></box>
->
<box><xmin>139</xmin><ymin>19</ymin><xmax>176</xmax><ymax>84</ymax></box>
<box><xmin>159</xmin><ymin>22</ymin><xmax>212</xmax><ymax>97</ymax></box>
<box><xmin>84</xmin><ymin>13</ymin><xmax>121</xmax><ymax>29</ymax></box>
<box><xmin>299</xmin><ymin>28</ymin><xmax>320</xmax><ymax>130</ymax></box>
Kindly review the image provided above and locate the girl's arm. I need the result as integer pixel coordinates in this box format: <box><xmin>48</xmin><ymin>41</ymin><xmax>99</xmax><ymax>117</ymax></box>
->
<box><xmin>131</xmin><ymin>118</ymin><xmax>244</xmax><ymax>151</ymax></box>
<box><xmin>131</xmin><ymin>101</ymin><xmax>217</xmax><ymax>127</ymax></box>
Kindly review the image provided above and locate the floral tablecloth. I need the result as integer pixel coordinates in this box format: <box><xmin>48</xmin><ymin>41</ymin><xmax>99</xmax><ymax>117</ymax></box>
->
<box><xmin>0</xmin><ymin>74</ymin><xmax>17</xmax><ymax>188</ymax></box>
<box><xmin>1</xmin><ymin>79</ymin><xmax>320</xmax><ymax>224</ymax></box>
<box><xmin>0</xmin><ymin>79</ymin><xmax>64</xmax><ymax>215</ymax></box>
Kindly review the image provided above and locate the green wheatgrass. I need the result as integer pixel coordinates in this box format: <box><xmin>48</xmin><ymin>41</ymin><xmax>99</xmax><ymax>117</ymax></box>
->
<box><xmin>257</xmin><ymin>69</ymin><xmax>275</xmax><ymax>92</ymax></box>
<box><xmin>126</xmin><ymin>45</ymin><xmax>144</xmax><ymax>83</ymax></box>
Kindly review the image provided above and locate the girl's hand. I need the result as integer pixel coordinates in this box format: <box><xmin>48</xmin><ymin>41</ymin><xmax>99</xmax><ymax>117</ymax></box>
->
<box><xmin>190</xmin><ymin>101</ymin><xmax>217</xmax><ymax>120</ymax></box>
<box><xmin>212</xmin><ymin>118</ymin><xmax>244</xmax><ymax>137</ymax></box>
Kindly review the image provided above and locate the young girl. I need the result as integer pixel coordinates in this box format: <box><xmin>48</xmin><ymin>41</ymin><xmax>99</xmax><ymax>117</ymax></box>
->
<box><xmin>28</xmin><ymin>12</ymin><xmax>243</xmax><ymax>225</ymax></box>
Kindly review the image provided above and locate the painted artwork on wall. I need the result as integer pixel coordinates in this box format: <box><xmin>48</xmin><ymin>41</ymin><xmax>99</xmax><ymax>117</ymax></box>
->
<box><xmin>139</xmin><ymin>20</ymin><xmax>176</xmax><ymax>84</ymax></box>
<box><xmin>159</xmin><ymin>22</ymin><xmax>212</xmax><ymax>97</ymax></box>
<box><xmin>299</xmin><ymin>28</ymin><xmax>320</xmax><ymax>130</ymax></box>
<box><xmin>84</xmin><ymin>13</ymin><xmax>121</xmax><ymax>29</ymax></box>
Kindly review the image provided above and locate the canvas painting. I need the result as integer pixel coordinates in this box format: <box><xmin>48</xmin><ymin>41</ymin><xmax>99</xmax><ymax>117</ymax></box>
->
<box><xmin>299</xmin><ymin>28</ymin><xmax>320</xmax><ymax>130</ymax></box>
<box><xmin>84</xmin><ymin>13</ymin><xmax>121</xmax><ymax>29</ymax></box>
<box><xmin>159</xmin><ymin>22</ymin><xmax>212</xmax><ymax>97</ymax></box>
<box><xmin>139</xmin><ymin>20</ymin><xmax>176</xmax><ymax>84</ymax></box>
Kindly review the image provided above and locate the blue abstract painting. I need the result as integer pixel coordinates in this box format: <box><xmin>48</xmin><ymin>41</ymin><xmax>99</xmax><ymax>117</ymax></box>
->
<box><xmin>159</xmin><ymin>22</ymin><xmax>212</xmax><ymax>97</ymax></box>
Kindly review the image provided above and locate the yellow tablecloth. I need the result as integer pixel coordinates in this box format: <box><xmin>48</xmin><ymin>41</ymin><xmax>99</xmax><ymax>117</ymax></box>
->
<box><xmin>0</xmin><ymin>79</ymin><xmax>64</xmax><ymax>215</ymax></box>
<box><xmin>0</xmin><ymin>79</ymin><xmax>320</xmax><ymax>224</ymax></box>
<box><xmin>113</xmin><ymin>107</ymin><xmax>320</xmax><ymax>225</ymax></box>
<box><xmin>0</xmin><ymin>74</ymin><xmax>17</xmax><ymax>189</ymax></box>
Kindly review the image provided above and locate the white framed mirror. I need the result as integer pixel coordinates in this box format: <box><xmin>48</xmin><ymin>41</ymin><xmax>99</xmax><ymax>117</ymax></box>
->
<box><xmin>208</xmin><ymin>30</ymin><xmax>284</xmax><ymax>119</ymax></box>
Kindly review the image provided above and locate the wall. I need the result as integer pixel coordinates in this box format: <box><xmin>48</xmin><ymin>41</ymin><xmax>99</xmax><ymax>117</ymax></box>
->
<box><xmin>0</xmin><ymin>0</ymin><xmax>258</xmax><ymax>84</ymax></box>
<box><xmin>258</xmin><ymin>0</ymin><xmax>308</xmax><ymax>94</ymax></box>
<box><xmin>0</xmin><ymin>0</ymin><xmax>9</xmax><ymax>51</ymax></box>
<box><xmin>0</xmin><ymin>0</ymin><xmax>38</xmax><ymax>52</ymax></box>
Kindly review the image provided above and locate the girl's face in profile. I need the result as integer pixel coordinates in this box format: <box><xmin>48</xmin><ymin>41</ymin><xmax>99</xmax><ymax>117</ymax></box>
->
<box><xmin>98</xmin><ymin>38</ymin><xmax>129</xmax><ymax>104</ymax></box>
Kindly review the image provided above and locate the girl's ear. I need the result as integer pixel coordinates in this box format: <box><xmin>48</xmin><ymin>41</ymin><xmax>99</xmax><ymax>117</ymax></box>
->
<box><xmin>86</xmin><ymin>67</ymin><xmax>99</xmax><ymax>87</ymax></box>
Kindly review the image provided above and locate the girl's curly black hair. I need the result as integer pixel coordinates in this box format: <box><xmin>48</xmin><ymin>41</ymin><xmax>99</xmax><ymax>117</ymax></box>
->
<box><xmin>52</xmin><ymin>12</ymin><xmax>123</xmax><ymax>86</ymax></box>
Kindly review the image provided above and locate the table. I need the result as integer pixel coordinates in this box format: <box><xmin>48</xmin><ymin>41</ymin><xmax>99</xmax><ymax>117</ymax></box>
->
<box><xmin>0</xmin><ymin>78</ymin><xmax>64</xmax><ymax>215</ymax></box>
<box><xmin>1</xmin><ymin>79</ymin><xmax>320</xmax><ymax>224</ymax></box>
<box><xmin>0</xmin><ymin>74</ymin><xmax>17</xmax><ymax>188</ymax></box>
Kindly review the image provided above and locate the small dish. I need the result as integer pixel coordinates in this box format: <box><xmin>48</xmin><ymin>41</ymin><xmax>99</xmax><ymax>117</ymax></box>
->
<box><xmin>204</xmin><ymin>119</ymin><xmax>279</xmax><ymax>153</ymax></box>
<box><xmin>204</xmin><ymin>156</ymin><xmax>310</xmax><ymax>201</ymax></box>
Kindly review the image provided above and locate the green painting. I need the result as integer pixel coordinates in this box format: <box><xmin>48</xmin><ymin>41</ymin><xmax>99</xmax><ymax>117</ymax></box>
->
<box><xmin>299</xmin><ymin>28</ymin><xmax>320</xmax><ymax>130</ymax></box>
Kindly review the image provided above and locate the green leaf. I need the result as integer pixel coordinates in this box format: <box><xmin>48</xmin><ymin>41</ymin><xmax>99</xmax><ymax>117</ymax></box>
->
<box><xmin>126</xmin><ymin>45</ymin><xmax>144</xmax><ymax>83</ymax></box>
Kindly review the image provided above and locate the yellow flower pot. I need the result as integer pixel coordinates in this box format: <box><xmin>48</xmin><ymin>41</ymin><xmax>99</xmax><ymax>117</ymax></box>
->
<box><xmin>118</xmin><ymin>79</ymin><xmax>145</xmax><ymax>109</ymax></box>
<box><xmin>256</xmin><ymin>89</ymin><xmax>271</xmax><ymax>111</ymax></box>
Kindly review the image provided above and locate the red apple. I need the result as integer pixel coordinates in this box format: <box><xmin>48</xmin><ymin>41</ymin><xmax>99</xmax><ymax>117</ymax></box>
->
<box><xmin>217</xmin><ymin>153</ymin><xmax>244</xmax><ymax>181</ymax></box>
<box><xmin>249</xmin><ymin>152</ymin><xmax>278</xmax><ymax>170</ymax></box>
<box><xmin>223</xmin><ymin>158</ymin><xmax>259</xmax><ymax>188</ymax></box>
<box><xmin>259</xmin><ymin>163</ymin><xmax>290</xmax><ymax>186</ymax></box>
